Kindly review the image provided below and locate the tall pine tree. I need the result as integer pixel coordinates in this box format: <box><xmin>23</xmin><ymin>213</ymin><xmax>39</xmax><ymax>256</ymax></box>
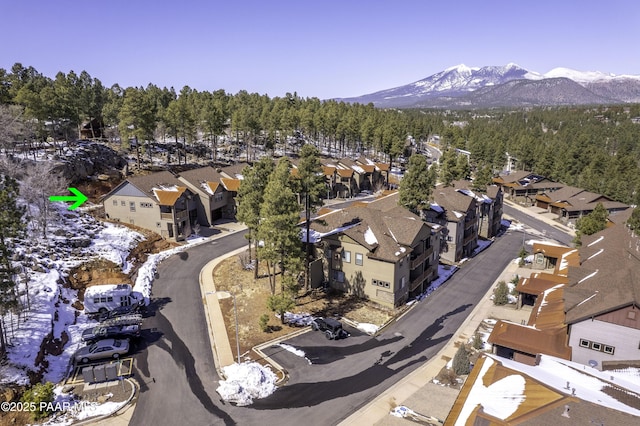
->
<box><xmin>236</xmin><ymin>158</ymin><xmax>274</xmax><ymax>278</ymax></box>
<box><xmin>399</xmin><ymin>154</ymin><xmax>434</xmax><ymax>216</ymax></box>
<box><xmin>257</xmin><ymin>158</ymin><xmax>302</xmax><ymax>294</ymax></box>
<box><xmin>0</xmin><ymin>175</ymin><xmax>26</xmax><ymax>355</ymax></box>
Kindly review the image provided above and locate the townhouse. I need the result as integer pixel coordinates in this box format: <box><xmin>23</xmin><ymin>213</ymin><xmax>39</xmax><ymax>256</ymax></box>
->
<box><xmin>432</xmin><ymin>186</ymin><xmax>479</xmax><ymax>264</ymax></box>
<box><xmin>103</xmin><ymin>170</ymin><xmax>198</xmax><ymax>241</ymax></box>
<box><xmin>306</xmin><ymin>194</ymin><xmax>443</xmax><ymax>307</ymax></box>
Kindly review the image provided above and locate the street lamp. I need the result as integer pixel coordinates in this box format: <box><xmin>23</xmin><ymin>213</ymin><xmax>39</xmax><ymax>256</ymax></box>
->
<box><xmin>215</xmin><ymin>291</ymin><xmax>241</xmax><ymax>364</ymax></box>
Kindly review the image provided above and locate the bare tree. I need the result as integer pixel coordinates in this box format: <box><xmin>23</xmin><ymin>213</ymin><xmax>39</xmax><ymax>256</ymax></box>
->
<box><xmin>0</xmin><ymin>105</ymin><xmax>25</xmax><ymax>156</ymax></box>
<box><xmin>20</xmin><ymin>162</ymin><xmax>68</xmax><ymax>238</ymax></box>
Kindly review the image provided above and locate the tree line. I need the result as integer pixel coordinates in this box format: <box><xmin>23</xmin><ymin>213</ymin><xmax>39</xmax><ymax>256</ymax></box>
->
<box><xmin>3</xmin><ymin>62</ymin><xmax>640</xmax><ymax>203</ymax></box>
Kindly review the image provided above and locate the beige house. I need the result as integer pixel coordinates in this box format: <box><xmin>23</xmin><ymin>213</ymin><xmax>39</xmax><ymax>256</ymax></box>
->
<box><xmin>103</xmin><ymin>171</ymin><xmax>197</xmax><ymax>241</ymax></box>
<box><xmin>308</xmin><ymin>193</ymin><xmax>443</xmax><ymax>307</ymax></box>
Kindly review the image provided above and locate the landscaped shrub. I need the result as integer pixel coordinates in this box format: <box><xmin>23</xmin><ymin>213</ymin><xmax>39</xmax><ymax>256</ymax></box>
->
<box><xmin>259</xmin><ymin>313</ymin><xmax>270</xmax><ymax>332</ymax></box>
<box><xmin>452</xmin><ymin>345</ymin><xmax>471</xmax><ymax>375</ymax></box>
<box><xmin>493</xmin><ymin>281</ymin><xmax>509</xmax><ymax>306</ymax></box>
<box><xmin>472</xmin><ymin>332</ymin><xmax>484</xmax><ymax>350</ymax></box>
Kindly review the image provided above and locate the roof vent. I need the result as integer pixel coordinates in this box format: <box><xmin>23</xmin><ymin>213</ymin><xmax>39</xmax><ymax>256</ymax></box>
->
<box><xmin>561</xmin><ymin>404</ymin><xmax>570</xmax><ymax>418</ymax></box>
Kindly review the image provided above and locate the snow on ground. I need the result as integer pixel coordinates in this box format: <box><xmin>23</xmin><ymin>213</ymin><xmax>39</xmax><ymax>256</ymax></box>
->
<box><xmin>357</xmin><ymin>323</ymin><xmax>379</xmax><ymax>334</ymax></box>
<box><xmin>1</xmin><ymin>204</ymin><xmax>144</xmax><ymax>385</ymax></box>
<box><xmin>216</xmin><ymin>362</ymin><xmax>278</xmax><ymax>406</ymax></box>
<box><xmin>277</xmin><ymin>343</ymin><xmax>312</xmax><ymax>365</ymax></box>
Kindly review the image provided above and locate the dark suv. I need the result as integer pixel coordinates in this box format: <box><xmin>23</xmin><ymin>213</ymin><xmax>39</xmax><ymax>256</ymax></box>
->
<box><xmin>310</xmin><ymin>317</ymin><xmax>349</xmax><ymax>340</ymax></box>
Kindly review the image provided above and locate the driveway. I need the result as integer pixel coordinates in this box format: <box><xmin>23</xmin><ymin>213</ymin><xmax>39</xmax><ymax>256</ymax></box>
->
<box><xmin>128</xmin><ymin>206</ymin><xmax>566</xmax><ymax>425</ymax></box>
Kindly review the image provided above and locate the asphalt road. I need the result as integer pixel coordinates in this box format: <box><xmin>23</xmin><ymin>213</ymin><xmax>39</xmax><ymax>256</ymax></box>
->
<box><xmin>129</xmin><ymin>206</ymin><xmax>570</xmax><ymax>426</ymax></box>
<box><xmin>503</xmin><ymin>204</ymin><xmax>574</xmax><ymax>247</ymax></box>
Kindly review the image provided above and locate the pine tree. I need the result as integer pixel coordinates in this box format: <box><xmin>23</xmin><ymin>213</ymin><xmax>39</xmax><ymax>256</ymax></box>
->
<box><xmin>257</xmin><ymin>158</ymin><xmax>303</xmax><ymax>294</ymax></box>
<box><xmin>295</xmin><ymin>144</ymin><xmax>326</xmax><ymax>290</ymax></box>
<box><xmin>0</xmin><ymin>175</ymin><xmax>26</xmax><ymax>355</ymax></box>
<box><xmin>452</xmin><ymin>345</ymin><xmax>471</xmax><ymax>375</ymax></box>
<box><xmin>236</xmin><ymin>158</ymin><xmax>274</xmax><ymax>278</ymax></box>
<box><xmin>493</xmin><ymin>281</ymin><xmax>509</xmax><ymax>306</ymax></box>
<box><xmin>575</xmin><ymin>202</ymin><xmax>609</xmax><ymax>236</ymax></box>
<box><xmin>399</xmin><ymin>154</ymin><xmax>433</xmax><ymax>214</ymax></box>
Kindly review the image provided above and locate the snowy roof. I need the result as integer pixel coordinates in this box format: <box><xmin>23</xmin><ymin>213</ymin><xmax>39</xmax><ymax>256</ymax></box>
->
<box><xmin>448</xmin><ymin>354</ymin><xmax>640</xmax><ymax>424</ymax></box>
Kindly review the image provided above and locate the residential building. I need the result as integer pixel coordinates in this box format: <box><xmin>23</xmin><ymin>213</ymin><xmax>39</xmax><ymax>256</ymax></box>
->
<box><xmin>446</xmin><ymin>354</ymin><xmax>640</xmax><ymax>425</ymax></box>
<box><xmin>103</xmin><ymin>171</ymin><xmax>197</xmax><ymax>241</ymax></box>
<box><xmin>535</xmin><ymin>185</ymin><xmax>629</xmax><ymax>226</ymax></box>
<box><xmin>433</xmin><ymin>186</ymin><xmax>479</xmax><ymax>264</ymax></box>
<box><xmin>493</xmin><ymin>171</ymin><xmax>562</xmax><ymax>205</ymax></box>
<box><xmin>307</xmin><ymin>195</ymin><xmax>443</xmax><ymax>307</ymax></box>
<box><xmin>452</xmin><ymin>180</ymin><xmax>504</xmax><ymax>239</ymax></box>
<box><xmin>488</xmin><ymin>209</ymin><xmax>640</xmax><ymax>372</ymax></box>
<box><xmin>177</xmin><ymin>166</ymin><xmax>235</xmax><ymax>225</ymax></box>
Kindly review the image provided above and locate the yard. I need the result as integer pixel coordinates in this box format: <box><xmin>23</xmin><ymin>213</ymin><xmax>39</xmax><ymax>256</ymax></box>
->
<box><xmin>212</xmin><ymin>250</ymin><xmax>397</xmax><ymax>360</ymax></box>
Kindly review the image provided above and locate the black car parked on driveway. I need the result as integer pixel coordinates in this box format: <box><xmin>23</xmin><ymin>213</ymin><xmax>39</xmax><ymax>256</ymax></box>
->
<box><xmin>310</xmin><ymin>317</ymin><xmax>349</xmax><ymax>340</ymax></box>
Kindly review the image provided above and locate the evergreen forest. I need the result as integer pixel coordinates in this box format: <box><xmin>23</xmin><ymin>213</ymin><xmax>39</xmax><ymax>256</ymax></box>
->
<box><xmin>2</xmin><ymin>63</ymin><xmax>640</xmax><ymax>205</ymax></box>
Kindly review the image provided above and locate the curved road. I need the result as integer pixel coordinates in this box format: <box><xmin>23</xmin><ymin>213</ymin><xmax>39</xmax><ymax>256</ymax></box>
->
<box><xmin>130</xmin><ymin>207</ymin><xmax>570</xmax><ymax>425</ymax></box>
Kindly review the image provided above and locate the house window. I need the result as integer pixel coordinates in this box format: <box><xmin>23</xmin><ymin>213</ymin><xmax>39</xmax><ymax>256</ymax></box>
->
<box><xmin>156</xmin><ymin>222</ymin><xmax>161</xmax><ymax>228</ymax></box>
<box><xmin>129</xmin><ymin>202</ymin><xmax>136</xmax><ymax>212</ymax></box>
<box><xmin>121</xmin><ymin>200</ymin><xmax>126</xmax><ymax>206</ymax></box>
<box><xmin>579</xmin><ymin>339</ymin><xmax>590</xmax><ymax>348</ymax></box>
<box><xmin>628</xmin><ymin>311</ymin><xmax>636</xmax><ymax>320</ymax></box>
<box><xmin>603</xmin><ymin>345</ymin><xmax>615</xmax><ymax>355</ymax></box>
<box><xmin>342</xmin><ymin>250</ymin><xmax>351</xmax><ymax>263</ymax></box>
<box><xmin>332</xmin><ymin>270</ymin><xmax>345</xmax><ymax>283</ymax></box>
<box><xmin>113</xmin><ymin>200</ymin><xmax>118</xmax><ymax>206</ymax></box>
<box><xmin>140</xmin><ymin>202</ymin><xmax>153</xmax><ymax>208</ymax></box>
<box><xmin>355</xmin><ymin>253</ymin><xmax>363</xmax><ymax>266</ymax></box>
<box><xmin>214</xmin><ymin>193</ymin><xmax>224</xmax><ymax>202</ymax></box>
<box><xmin>591</xmin><ymin>342</ymin><xmax>602</xmax><ymax>352</ymax></box>
<box><xmin>400</xmin><ymin>276</ymin><xmax>406</xmax><ymax>289</ymax></box>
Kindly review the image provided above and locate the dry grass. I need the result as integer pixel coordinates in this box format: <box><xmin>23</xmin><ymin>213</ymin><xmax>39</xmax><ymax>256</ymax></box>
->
<box><xmin>213</xmin><ymin>250</ymin><xmax>395</xmax><ymax>358</ymax></box>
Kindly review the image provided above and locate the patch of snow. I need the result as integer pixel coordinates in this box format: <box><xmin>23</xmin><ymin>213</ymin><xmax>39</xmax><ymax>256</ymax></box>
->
<box><xmin>364</xmin><ymin>226</ymin><xmax>378</xmax><ymax>245</ymax></box>
<box><xmin>277</xmin><ymin>343</ymin><xmax>312</xmax><ymax>365</ymax></box>
<box><xmin>216</xmin><ymin>362</ymin><xmax>277</xmax><ymax>406</ymax></box>
<box><xmin>357</xmin><ymin>323</ymin><xmax>379</xmax><ymax>334</ymax></box>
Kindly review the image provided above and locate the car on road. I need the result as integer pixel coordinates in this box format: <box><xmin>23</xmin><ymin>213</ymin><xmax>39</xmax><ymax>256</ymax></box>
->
<box><xmin>82</xmin><ymin>324</ymin><xmax>141</xmax><ymax>342</ymax></box>
<box><xmin>310</xmin><ymin>317</ymin><xmax>349</xmax><ymax>340</ymax></box>
<box><xmin>75</xmin><ymin>338</ymin><xmax>130</xmax><ymax>364</ymax></box>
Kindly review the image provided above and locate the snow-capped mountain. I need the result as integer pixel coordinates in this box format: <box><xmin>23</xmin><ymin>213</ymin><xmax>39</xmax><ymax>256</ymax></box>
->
<box><xmin>337</xmin><ymin>64</ymin><xmax>640</xmax><ymax>109</ymax></box>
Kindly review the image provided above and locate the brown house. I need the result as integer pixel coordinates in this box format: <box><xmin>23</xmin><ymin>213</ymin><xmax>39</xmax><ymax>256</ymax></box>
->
<box><xmin>433</xmin><ymin>186</ymin><xmax>479</xmax><ymax>264</ymax></box>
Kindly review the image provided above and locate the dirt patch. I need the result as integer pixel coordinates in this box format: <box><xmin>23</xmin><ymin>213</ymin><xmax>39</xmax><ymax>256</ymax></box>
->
<box><xmin>213</xmin><ymin>250</ymin><xmax>395</xmax><ymax>357</ymax></box>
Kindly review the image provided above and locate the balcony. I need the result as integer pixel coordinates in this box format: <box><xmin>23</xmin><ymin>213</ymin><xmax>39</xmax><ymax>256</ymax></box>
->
<box><xmin>175</xmin><ymin>209</ymin><xmax>188</xmax><ymax>220</ymax></box>
<box><xmin>160</xmin><ymin>212</ymin><xmax>173</xmax><ymax>220</ymax></box>
<box><xmin>410</xmin><ymin>246</ymin><xmax>433</xmax><ymax>269</ymax></box>
<box><xmin>410</xmin><ymin>268</ymin><xmax>434</xmax><ymax>292</ymax></box>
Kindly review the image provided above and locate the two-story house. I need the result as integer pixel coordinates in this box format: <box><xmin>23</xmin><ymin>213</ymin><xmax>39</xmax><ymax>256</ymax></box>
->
<box><xmin>103</xmin><ymin>171</ymin><xmax>197</xmax><ymax>241</ymax></box>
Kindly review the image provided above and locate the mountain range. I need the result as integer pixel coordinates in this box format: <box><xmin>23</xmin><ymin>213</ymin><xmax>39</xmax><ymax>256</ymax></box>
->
<box><xmin>336</xmin><ymin>64</ymin><xmax>640</xmax><ymax>109</ymax></box>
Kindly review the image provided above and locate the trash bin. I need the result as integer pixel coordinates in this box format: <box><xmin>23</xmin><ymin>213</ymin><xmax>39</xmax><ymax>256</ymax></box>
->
<box><xmin>93</xmin><ymin>364</ymin><xmax>106</xmax><ymax>382</ymax></box>
<box><xmin>82</xmin><ymin>366</ymin><xmax>95</xmax><ymax>384</ymax></box>
<box><xmin>105</xmin><ymin>363</ymin><xmax>118</xmax><ymax>381</ymax></box>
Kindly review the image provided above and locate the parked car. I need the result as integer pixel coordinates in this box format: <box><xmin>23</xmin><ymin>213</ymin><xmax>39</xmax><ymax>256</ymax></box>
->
<box><xmin>81</xmin><ymin>324</ymin><xmax>141</xmax><ymax>342</ymax></box>
<box><xmin>310</xmin><ymin>317</ymin><xmax>349</xmax><ymax>340</ymax></box>
<box><xmin>74</xmin><ymin>338</ymin><xmax>130</xmax><ymax>364</ymax></box>
<box><xmin>96</xmin><ymin>305</ymin><xmax>141</xmax><ymax>322</ymax></box>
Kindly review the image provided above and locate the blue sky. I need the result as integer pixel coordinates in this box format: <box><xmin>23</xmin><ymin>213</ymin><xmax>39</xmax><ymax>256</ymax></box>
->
<box><xmin>1</xmin><ymin>0</ymin><xmax>638</xmax><ymax>99</ymax></box>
